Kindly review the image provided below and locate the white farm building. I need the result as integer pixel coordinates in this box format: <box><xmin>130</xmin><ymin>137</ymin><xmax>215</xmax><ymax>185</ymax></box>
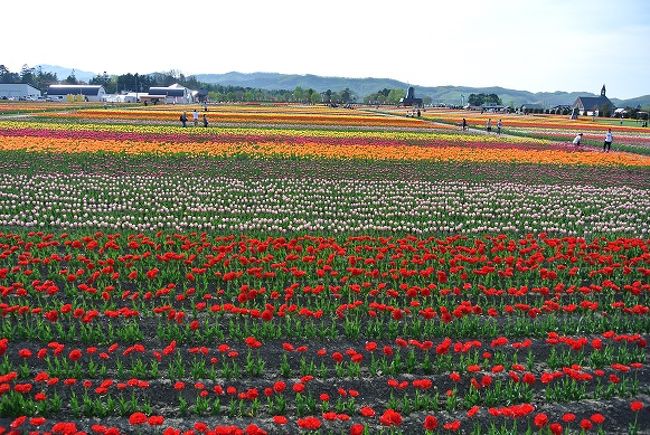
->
<box><xmin>0</xmin><ymin>84</ymin><xmax>42</xmax><ymax>100</ymax></box>
<box><xmin>102</xmin><ymin>93</ymin><xmax>139</xmax><ymax>103</ymax></box>
<box><xmin>47</xmin><ymin>85</ymin><xmax>106</xmax><ymax>102</ymax></box>
<box><xmin>145</xmin><ymin>83</ymin><xmax>194</xmax><ymax>104</ymax></box>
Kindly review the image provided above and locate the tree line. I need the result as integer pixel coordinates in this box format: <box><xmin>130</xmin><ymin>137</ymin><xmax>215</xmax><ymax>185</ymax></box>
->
<box><xmin>2</xmin><ymin>64</ymin><xmax>436</xmax><ymax>106</ymax></box>
<box><xmin>363</xmin><ymin>89</ymin><xmax>434</xmax><ymax>106</ymax></box>
<box><xmin>2</xmin><ymin>64</ymin><xmax>364</xmax><ymax>103</ymax></box>
<box><xmin>467</xmin><ymin>93</ymin><xmax>503</xmax><ymax>106</ymax></box>
<box><xmin>0</xmin><ymin>64</ymin><xmax>59</xmax><ymax>91</ymax></box>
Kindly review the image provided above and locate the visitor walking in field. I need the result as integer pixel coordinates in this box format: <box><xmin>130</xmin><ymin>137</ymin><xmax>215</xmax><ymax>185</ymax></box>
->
<box><xmin>203</xmin><ymin>114</ymin><xmax>209</xmax><ymax>128</ymax></box>
<box><xmin>497</xmin><ymin>119</ymin><xmax>503</xmax><ymax>135</ymax></box>
<box><xmin>486</xmin><ymin>119</ymin><xmax>492</xmax><ymax>133</ymax></box>
<box><xmin>603</xmin><ymin>129</ymin><xmax>613</xmax><ymax>152</ymax></box>
<box><xmin>572</xmin><ymin>132</ymin><xmax>583</xmax><ymax>148</ymax></box>
<box><xmin>193</xmin><ymin>109</ymin><xmax>199</xmax><ymax>126</ymax></box>
<box><xmin>462</xmin><ymin>118</ymin><xmax>467</xmax><ymax>131</ymax></box>
<box><xmin>180</xmin><ymin>112</ymin><xmax>188</xmax><ymax>127</ymax></box>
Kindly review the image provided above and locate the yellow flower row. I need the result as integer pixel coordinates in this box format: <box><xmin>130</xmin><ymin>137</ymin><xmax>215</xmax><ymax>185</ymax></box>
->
<box><xmin>1</xmin><ymin>135</ymin><xmax>648</xmax><ymax>167</ymax></box>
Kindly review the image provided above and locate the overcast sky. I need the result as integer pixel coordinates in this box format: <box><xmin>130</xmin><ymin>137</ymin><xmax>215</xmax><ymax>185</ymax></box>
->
<box><xmin>4</xmin><ymin>0</ymin><xmax>649</xmax><ymax>98</ymax></box>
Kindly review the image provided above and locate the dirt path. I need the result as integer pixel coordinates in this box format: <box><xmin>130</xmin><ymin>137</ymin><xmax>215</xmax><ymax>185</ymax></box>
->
<box><xmin>357</xmin><ymin>107</ymin><xmax>619</xmax><ymax>155</ymax></box>
<box><xmin>359</xmin><ymin>107</ymin><xmax>521</xmax><ymax>137</ymax></box>
<box><xmin>0</xmin><ymin>113</ymin><xmax>36</xmax><ymax>120</ymax></box>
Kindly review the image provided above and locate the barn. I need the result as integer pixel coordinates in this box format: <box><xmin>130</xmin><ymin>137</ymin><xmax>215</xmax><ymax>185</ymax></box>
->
<box><xmin>147</xmin><ymin>83</ymin><xmax>194</xmax><ymax>104</ymax></box>
<box><xmin>47</xmin><ymin>85</ymin><xmax>106</xmax><ymax>102</ymax></box>
<box><xmin>0</xmin><ymin>84</ymin><xmax>42</xmax><ymax>100</ymax></box>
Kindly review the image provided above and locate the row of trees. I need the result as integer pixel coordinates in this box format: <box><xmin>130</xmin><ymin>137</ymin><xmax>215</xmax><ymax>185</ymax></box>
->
<box><xmin>0</xmin><ymin>64</ymin><xmax>60</xmax><ymax>91</ymax></box>
<box><xmin>468</xmin><ymin>93</ymin><xmax>503</xmax><ymax>106</ymax></box>
<box><xmin>2</xmin><ymin>64</ymin><xmax>400</xmax><ymax>105</ymax></box>
<box><xmin>88</xmin><ymin>70</ymin><xmax>210</xmax><ymax>94</ymax></box>
<box><xmin>206</xmin><ymin>87</ymin><xmax>358</xmax><ymax>104</ymax></box>
<box><xmin>364</xmin><ymin>88</ymin><xmax>436</xmax><ymax>105</ymax></box>
<box><xmin>364</xmin><ymin>88</ymin><xmax>404</xmax><ymax>105</ymax></box>
<box><xmin>618</xmin><ymin>106</ymin><xmax>649</xmax><ymax>120</ymax></box>
<box><xmin>1</xmin><ymin>65</ymin><xmax>345</xmax><ymax>104</ymax></box>
<box><xmin>4</xmin><ymin>64</ymin><xmax>551</xmax><ymax>109</ymax></box>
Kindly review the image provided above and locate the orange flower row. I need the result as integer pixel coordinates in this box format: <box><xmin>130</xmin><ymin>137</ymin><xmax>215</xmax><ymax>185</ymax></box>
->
<box><xmin>2</xmin><ymin>135</ymin><xmax>649</xmax><ymax>167</ymax></box>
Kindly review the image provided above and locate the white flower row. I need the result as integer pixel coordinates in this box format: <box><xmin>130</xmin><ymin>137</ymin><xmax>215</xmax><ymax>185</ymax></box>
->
<box><xmin>0</xmin><ymin>175</ymin><xmax>648</xmax><ymax>235</ymax></box>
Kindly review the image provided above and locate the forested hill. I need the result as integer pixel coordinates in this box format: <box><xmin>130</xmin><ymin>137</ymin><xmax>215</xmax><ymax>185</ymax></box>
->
<box><xmin>24</xmin><ymin>66</ymin><xmax>649</xmax><ymax>107</ymax></box>
<box><xmin>195</xmin><ymin>71</ymin><xmax>647</xmax><ymax>107</ymax></box>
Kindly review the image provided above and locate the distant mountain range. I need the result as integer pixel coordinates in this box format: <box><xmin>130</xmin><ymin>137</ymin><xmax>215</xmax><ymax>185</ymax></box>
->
<box><xmin>36</xmin><ymin>65</ymin><xmax>650</xmax><ymax>107</ymax></box>
<box><xmin>36</xmin><ymin>65</ymin><xmax>97</xmax><ymax>83</ymax></box>
<box><xmin>195</xmin><ymin>72</ymin><xmax>649</xmax><ymax>108</ymax></box>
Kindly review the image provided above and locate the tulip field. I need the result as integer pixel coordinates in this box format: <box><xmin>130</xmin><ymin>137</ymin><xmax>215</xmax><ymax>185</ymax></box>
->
<box><xmin>0</xmin><ymin>104</ymin><xmax>648</xmax><ymax>434</ymax></box>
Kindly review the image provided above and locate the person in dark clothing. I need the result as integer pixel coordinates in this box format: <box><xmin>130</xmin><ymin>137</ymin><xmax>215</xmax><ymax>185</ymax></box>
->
<box><xmin>203</xmin><ymin>114</ymin><xmax>209</xmax><ymax>128</ymax></box>
<box><xmin>462</xmin><ymin>118</ymin><xmax>467</xmax><ymax>131</ymax></box>
<box><xmin>180</xmin><ymin>112</ymin><xmax>188</xmax><ymax>127</ymax></box>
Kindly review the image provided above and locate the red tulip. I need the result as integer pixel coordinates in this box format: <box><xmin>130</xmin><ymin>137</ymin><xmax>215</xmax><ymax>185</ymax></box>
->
<box><xmin>534</xmin><ymin>413</ymin><xmax>549</xmax><ymax>428</ymax></box>
<box><xmin>128</xmin><ymin>412</ymin><xmax>147</xmax><ymax>425</ymax></box>
<box><xmin>297</xmin><ymin>416</ymin><xmax>321</xmax><ymax>430</ymax></box>
<box><xmin>443</xmin><ymin>420</ymin><xmax>461</xmax><ymax>431</ymax></box>
<box><xmin>590</xmin><ymin>413</ymin><xmax>605</xmax><ymax>424</ymax></box>
<box><xmin>630</xmin><ymin>400</ymin><xmax>644</xmax><ymax>412</ymax></box>
<box><xmin>423</xmin><ymin>415</ymin><xmax>438</xmax><ymax>431</ymax></box>
<box><xmin>562</xmin><ymin>413</ymin><xmax>576</xmax><ymax>423</ymax></box>
<box><xmin>273</xmin><ymin>416</ymin><xmax>288</xmax><ymax>425</ymax></box>
<box><xmin>580</xmin><ymin>418</ymin><xmax>593</xmax><ymax>430</ymax></box>
<box><xmin>379</xmin><ymin>409</ymin><xmax>402</xmax><ymax>426</ymax></box>
<box><xmin>148</xmin><ymin>415</ymin><xmax>164</xmax><ymax>426</ymax></box>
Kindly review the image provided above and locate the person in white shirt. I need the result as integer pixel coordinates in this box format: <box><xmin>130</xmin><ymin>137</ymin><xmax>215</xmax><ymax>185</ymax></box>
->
<box><xmin>603</xmin><ymin>129</ymin><xmax>613</xmax><ymax>152</ymax></box>
<box><xmin>572</xmin><ymin>133</ymin><xmax>583</xmax><ymax>147</ymax></box>
<box><xmin>192</xmin><ymin>109</ymin><xmax>199</xmax><ymax>126</ymax></box>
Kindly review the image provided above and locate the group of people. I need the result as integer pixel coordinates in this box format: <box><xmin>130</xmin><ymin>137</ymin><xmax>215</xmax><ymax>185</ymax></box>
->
<box><xmin>572</xmin><ymin>129</ymin><xmax>614</xmax><ymax>152</ymax></box>
<box><xmin>460</xmin><ymin>118</ymin><xmax>503</xmax><ymax>135</ymax></box>
<box><xmin>180</xmin><ymin>109</ymin><xmax>209</xmax><ymax>127</ymax></box>
<box><xmin>460</xmin><ymin>117</ymin><xmax>616</xmax><ymax>152</ymax></box>
<box><xmin>485</xmin><ymin>119</ymin><xmax>503</xmax><ymax>135</ymax></box>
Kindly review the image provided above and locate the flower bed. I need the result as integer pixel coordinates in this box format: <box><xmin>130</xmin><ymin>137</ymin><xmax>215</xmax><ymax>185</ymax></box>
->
<box><xmin>0</xmin><ymin>231</ymin><xmax>647</xmax><ymax>434</ymax></box>
<box><xmin>0</xmin><ymin>104</ymin><xmax>648</xmax><ymax>434</ymax></box>
<box><xmin>0</xmin><ymin>174</ymin><xmax>648</xmax><ymax>235</ymax></box>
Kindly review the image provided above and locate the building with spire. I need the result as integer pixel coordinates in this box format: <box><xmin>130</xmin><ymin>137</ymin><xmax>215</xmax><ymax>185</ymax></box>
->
<box><xmin>399</xmin><ymin>86</ymin><xmax>423</xmax><ymax>107</ymax></box>
<box><xmin>572</xmin><ymin>84</ymin><xmax>615</xmax><ymax>116</ymax></box>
